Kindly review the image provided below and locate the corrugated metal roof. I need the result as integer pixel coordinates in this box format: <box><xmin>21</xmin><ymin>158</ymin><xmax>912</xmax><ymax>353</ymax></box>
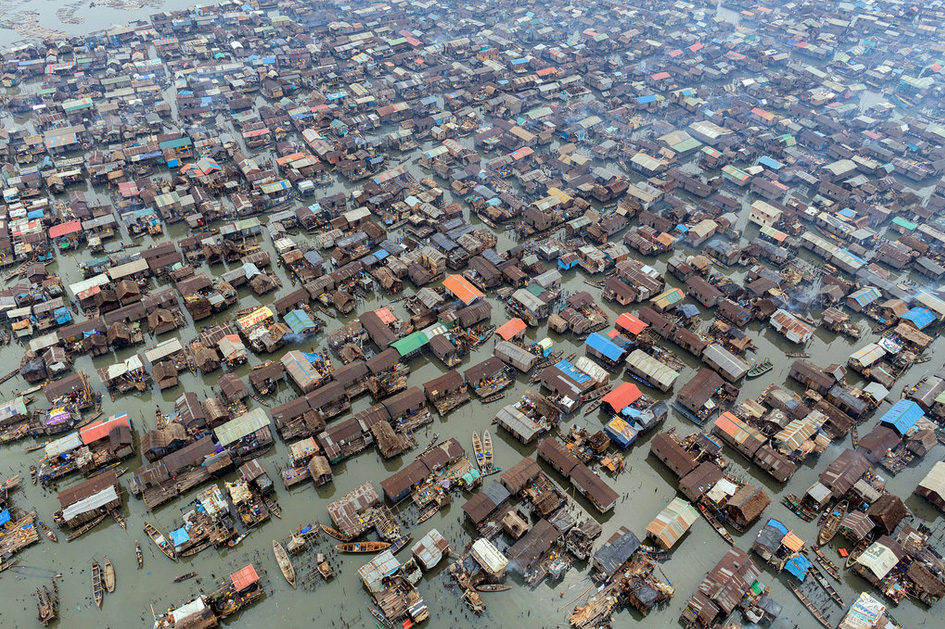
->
<box><xmin>214</xmin><ymin>408</ymin><xmax>270</xmax><ymax>446</ymax></box>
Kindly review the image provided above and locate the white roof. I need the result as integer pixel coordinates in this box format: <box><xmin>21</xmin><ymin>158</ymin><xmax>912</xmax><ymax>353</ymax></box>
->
<box><xmin>45</xmin><ymin>431</ymin><xmax>82</xmax><ymax>458</ymax></box>
<box><xmin>471</xmin><ymin>538</ymin><xmax>508</xmax><ymax>573</ymax></box>
<box><xmin>857</xmin><ymin>541</ymin><xmax>900</xmax><ymax>580</ymax></box>
<box><xmin>62</xmin><ymin>486</ymin><xmax>119</xmax><ymax>521</ymax></box>
<box><xmin>68</xmin><ymin>273</ymin><xmax>109</xmax><ymax>297</ymax></box>
<box><xmin>919</xmin><ymin>461</ymin><xmax>945</xmax><ymax>496</ymax></box>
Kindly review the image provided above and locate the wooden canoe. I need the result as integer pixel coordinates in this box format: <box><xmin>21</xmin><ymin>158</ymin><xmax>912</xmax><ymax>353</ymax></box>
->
<box><xmin>476</xmin><ymin>583</ymin><xmax>510</xmax><ymax>592</ymax></box>
<box><xmin>818</xmin><ymin>500</ymin><xmax>847</xmax><ymax>546</ymax></box>
<box><xmin>320</xmin><ymin>524</ymin><xmax>348</xmax><ymax>541</ymax></box>
<box><xmin>143</xmin><ymin>522</ymin><xmax>177</xmax><ymax>561</ymax></box>
<box><xmin>38</xmin><ymin>521</ymin><xmax>58</xmax><ymax>543</ymax></box>
<box><xmin>747</xmin><ymin>358</ymin><xmax>773</xmax><ymax>378</ymax></box>
<box><xmin>135</xmin><ymin>541</ymin><xmax>143</xmax><ymax>569</ymax></box>
<box><xmin>103</xmin><ymin>556</ymin><xmax>115</xmax><ymax>593</ymax></box>
<box><xmin>273</xmin><ymin>540</ymin><xmax>296</xmax><ymax>587</ymax></box>
<box><xmin>482</xmin><ymin>430</ymin><xmax>493</xmax><ymax>472</ymax></box>
<box><xmin>110</xmin><ymin>509</ymin><xmax>126</xmax><ymax>530</ymax></box>
<box><xmin>390</xmin><ymin>535</ymin><xmax>411</xmax><ymax>554</ymax></box>
<box><xmin>180</xmin><ymin>539</ymin><xmax>212</xmax><ymax>557</ymax></box>
<box><xmin>417</xmin><ymin>503</ymin><xmax>441</xmax><ymax>525</ymax></box>
<box><xmin>472</xmin><ymin>431</ymin><xmax>484</xmax><ymax>471</ymax></box>
<box><xmin>91</xmin><ymin>559</ymin><xmax>104</xmax><ymax>608</ymax></box>
<box><xmin>263</xmin><ymin>494</ymin><xmax>281</xmax><ymax>519</ymax></box>
<box><xmin>335</xmin><ymin>541</ymin><xmax>391</xmax><ymax>553</ymax></box>
<box><xmin>174</xmin><ymin>571</ymin><xmax>197</xmax><ymax>583</ymax></box>
<box><xmin>67</xmin><ymin>513</ymin><xmax>107</xmax><ymax>541</ymax></box>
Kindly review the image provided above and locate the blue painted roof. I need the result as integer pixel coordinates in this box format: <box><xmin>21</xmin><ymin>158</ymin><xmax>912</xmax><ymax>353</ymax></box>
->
<box><xmin>555</xmin><ymin>359</ymin><xmax>591</xmax><ymax>384</ymax></box>
<box><xmin>0</xmin><ymin>508</ymin><xmax>9</xmax><ymax>526</ymax></box>
<box><xmin>784</xmin><ymin>554</ymin><xmax>811</xmax><ymax>581</ymax></box>
<box><xmin>585</xmin><ymin>333</ymin><xmax>624</xmax><ymax>362</ymax></box>
<box><xmin>879</xmin><ymin>399</ymin><xmax>924</xmax><ymax>436</ymax></box>
<box><xmin>758</xmin><ymin>156</ymin><xmax>783</xmax><ymax>170</ymax></box>
<box><xmin>902</xmin><ymin>307</ymin><xmax>935</xmax><ymax>330</ymax></box>
<box><xmin>635</xmin><ymin>94</ymin><xmax>657</xmax><ymax>104</ymax></box>
<box><xmin>284</xmin><ymin>309</ymin><xmax>317</xmax><ymax>335</ymax></box>
<box><xmin>765</xmin><ymin>518</ymin><xmax>788</xmax><ymax>535</ymax></box>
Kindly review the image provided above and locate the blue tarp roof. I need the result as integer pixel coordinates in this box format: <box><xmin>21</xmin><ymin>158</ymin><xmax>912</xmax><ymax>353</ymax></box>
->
<box><xmin>554</xmin><ymin>359</ymin><xmax>591</xmax><ymax>384</ymax></box>
<box><xmin>585</xmin><ymin>333</ymin><xmax>624</xmax><ymax>362</ymax></box>
<box><xmin>677</xmin><ymin>303</ymin><xmax>700</xmax><ymax>318</ymax></box>
<box><xmin>0</xmin><ymin>508</ymin><xmax>10</xmax><ymax>526</ymax></box>
<box><xmin>902</xmin><ymin>307</ymin><xmax>935</xmax><ymax>330</ymax></box>
<box><xmin>169</xmin><ymin>527</ymin><xmax>190</xmax><ymax>546</ymax></box>
<box><xmin>758</xmin><ymin>156</ymin><xmax>783</xmax><ymax>170</ymax></box>
<box><xmin>784</xmin><ymin>554</ymin><xmax>812</xmax><ymax>581</ymax></box>
<box><xmin>765</xmin><ymin>518</ymin><xmax>788</xmax><ymax>535</ymax></box>
<box><xmin>879</xmin><ymin>399</ymin><xmax>924</xmax><ymax>436</ymax></box>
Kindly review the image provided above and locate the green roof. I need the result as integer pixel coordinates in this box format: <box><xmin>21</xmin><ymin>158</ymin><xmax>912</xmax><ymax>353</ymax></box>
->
<box><xmin>159</xmin><ymin>137</ymin><xmax>192</xmax><ymax>150</ymax></box>
<box><xmin>892</xmin><ymin>217</ymin><xmax>917</xmax><ymax>230</ymax></box>
<box><xmin>391</xmin><ymin>331</ymin><xmax>429</xmax><ymax>357</ymax></box>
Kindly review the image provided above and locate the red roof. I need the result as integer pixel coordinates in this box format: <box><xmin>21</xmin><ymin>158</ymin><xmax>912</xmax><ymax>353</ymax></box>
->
<box><xmin>496</xmin><ymin>318</ymin><xmax>527</xmax><ymax>341</ymax></box>
<box><xmin>79</xmin><ymin>412</ymin><xmax>129</xmax><ymax>445</ymax></box>
<box><xmin>231</xmin><ymin>564</ymin><xmax>259</xmax><ymax>591</ymax></box>
<box><xmin>615</xmin><ymin>313</ymin><xmax>647</xmax><ymax>336</ymax></box>
<box><xmin>601</xmin><ymin>382</ymin><xmax>642</xmax><ymax>413</ymax></box>
<box><xmin>49</xmin><ymin>220</ymin><xmax>82</xmax><ymax>238</ymax></box>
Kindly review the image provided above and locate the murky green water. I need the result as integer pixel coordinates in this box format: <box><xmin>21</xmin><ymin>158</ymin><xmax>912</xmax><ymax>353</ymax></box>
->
<box><xmin>0</xmin><ymin>3</ymin><xmax>943</xmax><ymax>629</ymax></box>
<box><xmin>2</xmin><ymin>203</ymin><xmax>942</xmax><ymax>629</ymax></box>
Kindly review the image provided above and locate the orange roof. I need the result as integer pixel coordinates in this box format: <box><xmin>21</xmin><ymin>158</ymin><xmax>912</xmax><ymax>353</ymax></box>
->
<box><xmin>496</xmin><ymin>318</ymin><xmax>527</xmax><ymax>340</ymax></box>
<box><xmin>781</xmin><ymin>532</ymin><xmax>804</xmax><ymax>552</ymax></box>
<box><xmin>601</xmin><ymin>382</ymin><xmax>642</xmax><ymax>412</ymax></box>
<box><xmin>374</xmin><ymin>306</ymin><xmax>397</xmax><ymax>325</ymax></box>
<box><xmin>231</xmin><ymin>564</ymin><xmax>259</xmax><ymax>591</ymax></box>
<box><xmin>79</xmin><ymin>412</ymin><xmax>129</xmax><ymax>445</ymax></box>
<box><xmin>615</xmin><ymin>313</ymin><xmax>647</xmax><ymax>336</ymax></box>
<box><xmin>443</xmin><ymin>274</ymin><xmax>484</xmax><ymax>305</ymax></box>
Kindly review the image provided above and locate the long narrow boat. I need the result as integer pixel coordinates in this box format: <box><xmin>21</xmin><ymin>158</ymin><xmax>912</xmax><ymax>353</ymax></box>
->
<box><xmin>38</xmin><ymin>521</ymin><xmax>58</xmax><ymax>543</ymax></box>
<box><xmin>417</xmin><ymin>502</ymin><xmax>442</xmax><ymax>525</ymax></box>
<box><xmin>109</xmin><ymin>509</ymin><xmax>126</xmax><ymax>530</ymax></box>
<box><xmin>845</xmin><ymin>539</ymin><xmax>870</xmax><ymax>569</ymax></box>
<box><xmin>103</xmin><ymin>556</ymin><xmax>115</xmax><ymax>593</ymax></box>
<box><xmin>263</xmin><ymin>494</ymin><xmax>281</xmax><ymax>519</ymax></box>
<box><xmin>476</xmin><ymin>583</ymin><xmax>511</xmax><ymax>592</ymax></box>
<box><xmin>320</xmin><ymin>524</ymin><xmax>349</xmax><ymax>541</ymax></box>
<box><xmin>818</xmin><ymin>500</ymin><xmax>848</xmax><ymax>546</ymax></box>
<box><xmin>67</xmin><ymin>513</ymin><xmax>107</xmax><ymax>541</ymax></box>
<box><xmin>390</xmin><ymin>534</ymin><xmax>411</xmax><ymax>554</ymax></box>
<box><xmin>808</xmin><ymin>562</ymin><xmax>844</xmax><ymax>607</ymax></box>
<box><xmin>91</xmin><ymin>559</ymin><xmax>104</xmax><ymax>608</ymax></box>
<box><xmin>851</xmin><ymin>426</ymin><xmax>860</xmax><ymax>449</ymax></box>
<box><xmin>371</xmin><ymin>608</ymin><xmax>393</xmax><ymax>629</ymax></box>
<box><xmin>697</xmin><ymin>503</ymin><xmax>734</xmax><ymax>545</ymax></box>
<box><xmin>481</xmin><ymin>430</ymin><xmax>494</xmax><ymax>472</ymax></box>
<box><xmin>747</xmin><ymin>358</ymin><xmax>773</xmax><ymax>378</ymax></box>
<box><xmin>335</xmin><ymin>541</ymin><xmax>391</xmax><ymax>553</ymax></box>
<box><xmin>135</xmin><ymin>541</ymin><xmax>143</xmax><ymax>569</ymax></box>
<box><xmin>809</xmin><ymin>546</ymin><xmax>842</xmax><ymax>582</ymax></box>
<box><xmin>174</xmin><ymin>571</ymin><xmax>197</xmax><ymax>583</ymax></box>
<box><xmin>273</xmin><ymin>540</ymin><xmax>296</xmax><ymax>587</ymax></box>
<box><xmin>472</xmin><ymin>431</ymin><xmax>484</xmax><ymax>471</ymax></box>
<box><xmin>180</xmin><ymin>539</ymin><xmax>212</xmax><ymax>557</ymax></box>
<box><xmin>143</xmin><ymin>522</ymin><xmax>177</xmax><ymax>561</ymax></box>
<box><xmin>788</xmin><ymin>581</ymin><xmax>831</xmax><ymax>629</ymax></box>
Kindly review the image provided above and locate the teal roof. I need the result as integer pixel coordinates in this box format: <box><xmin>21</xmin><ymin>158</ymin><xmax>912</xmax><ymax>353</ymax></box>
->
<box><xmin>391</xmin><ymin>331</ymin><xmax>429</xmax><ymax>356</ymax></box>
